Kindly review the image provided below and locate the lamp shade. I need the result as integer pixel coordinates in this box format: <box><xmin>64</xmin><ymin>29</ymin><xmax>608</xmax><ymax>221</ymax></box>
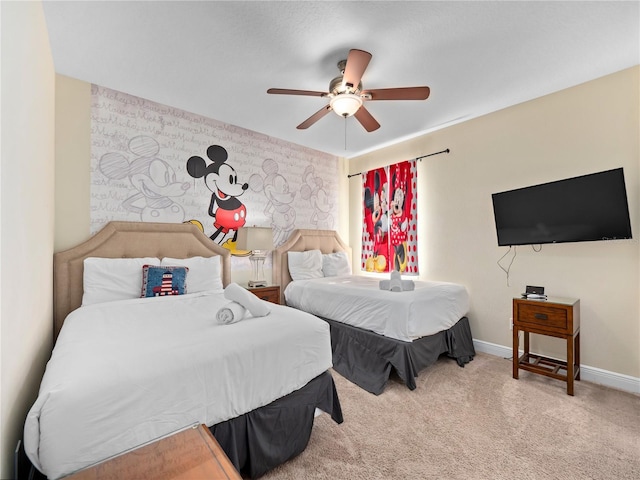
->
<box><xmin>236</xmin><ymin>227</ymin><xmax>274</xmax><ymax>252</ymax></box>
<box><xmin>330</xmin><ymin>93</ymin><xmax>363</xmax><ymax>117</ymax></box>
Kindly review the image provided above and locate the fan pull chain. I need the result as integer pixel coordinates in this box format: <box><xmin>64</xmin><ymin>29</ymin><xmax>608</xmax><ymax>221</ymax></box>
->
<box><xmin>344</xmin><ymin>116</ymin><xmax>347</xmax><ymax>150</ymax></box>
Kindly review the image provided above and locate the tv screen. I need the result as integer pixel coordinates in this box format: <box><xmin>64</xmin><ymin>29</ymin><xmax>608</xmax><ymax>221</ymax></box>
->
<box><xmin>492</xmin><ymin>168</ymin><xmax>632</xmax><ymax>246</ymax></box>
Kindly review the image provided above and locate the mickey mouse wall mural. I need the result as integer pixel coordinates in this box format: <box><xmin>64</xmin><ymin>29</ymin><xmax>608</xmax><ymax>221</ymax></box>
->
<box><xmin>301</xmin><ymin>165</ymin><xmax>334</xmax><ymax>231</ymax></box>
<box><xmin>248</xmin><ymin>158</ymin><xmax>296</xmax><ymax>247</ymax></box>
<box><xmin>98</xmin><ymin>135</ymin><xmax>190</xmax><ymax>223</ymax></box>
<box><xmin>186</xmin><ymin>145</ymin><xmax>249</xmax><ymax>249</ymax></box>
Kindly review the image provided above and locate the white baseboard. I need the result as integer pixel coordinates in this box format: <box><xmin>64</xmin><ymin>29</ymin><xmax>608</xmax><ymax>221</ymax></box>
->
<box><xmin>473</xmin><ymin>339</ymin><xmax>640</xmax><ymax>395</ymax></box>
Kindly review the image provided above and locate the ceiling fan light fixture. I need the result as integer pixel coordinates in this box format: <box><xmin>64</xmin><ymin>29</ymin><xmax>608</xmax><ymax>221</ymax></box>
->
<box><xmin>267</xmin><ymin>48</ymin><xmax>430</xmax><ymax>132</ymax></box>
<box><xmin>329</xmin><ymin>93</ymin><xmax>362</xmax><ymax>117</ymax></box>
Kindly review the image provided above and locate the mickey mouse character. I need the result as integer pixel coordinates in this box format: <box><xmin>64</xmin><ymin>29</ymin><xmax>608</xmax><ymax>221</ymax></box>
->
<box><xmin>248</xmin><ymin>158</ymin><xmax>297</xmax><ymax>246</ymax></box>
<box><xmin>186</xmin><ymin>145</ymin><xmax>248</xmax><ymax>243</ymax></box>
<box><xmin>99</xmin><ymin>135</ymin><xmax>190</xmax><ymax>223</ymax></box>
<box><xmin>301</xmin><ymin>165</ymin><xmax>334</xmax><ymax>230</ymax></box>
<box><xmin>363</xmin><ymin>170</ymin><xmax>389</xmax><ymax>270</ymax></box>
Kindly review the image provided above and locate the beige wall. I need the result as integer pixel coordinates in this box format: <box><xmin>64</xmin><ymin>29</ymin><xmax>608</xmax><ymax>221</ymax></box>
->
<box><xmin>55</xmin><ymin>76</ymin><xmax>91</xmax><ymax>252</ymax></box>
<box><xmin>1</xmin><ymin>1</ymin><xmax>55</xmax><ymax>477</ymax></box>
<box><xmin>349</xmin><ymin>67</ymin><xmax>639</xmax><ymax>378</ymax></box>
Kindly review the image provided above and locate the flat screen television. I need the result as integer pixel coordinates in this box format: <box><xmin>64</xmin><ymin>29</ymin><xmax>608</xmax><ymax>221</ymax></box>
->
<box><xmin>491</xmin><ymin>168</ymin><xmax>632</xmax><ymax>246</ymax></box>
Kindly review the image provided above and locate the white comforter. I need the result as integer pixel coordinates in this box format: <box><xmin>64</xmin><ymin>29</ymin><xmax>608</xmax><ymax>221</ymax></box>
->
<box><xmin>24</xmin><ymin>291</ymin><xmax>332</xmax><ymax>479</ymax></box>
<box><xmin>285</xmin><ymin>276</ymin><xmax>469</xmax><ymax>342</ymax></box>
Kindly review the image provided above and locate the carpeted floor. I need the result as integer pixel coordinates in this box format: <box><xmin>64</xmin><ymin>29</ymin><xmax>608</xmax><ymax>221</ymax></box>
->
<box><xmin>261</xmin><ymin>352</ymin><xmax>640</xmax><ymax>480</ymax></box>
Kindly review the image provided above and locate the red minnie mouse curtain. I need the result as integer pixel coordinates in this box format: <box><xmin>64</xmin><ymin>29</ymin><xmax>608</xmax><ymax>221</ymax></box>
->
<box><xmin>361</xmin><ymin>160</ymin><xmax>418</xmax><ymax>274</ymax></box>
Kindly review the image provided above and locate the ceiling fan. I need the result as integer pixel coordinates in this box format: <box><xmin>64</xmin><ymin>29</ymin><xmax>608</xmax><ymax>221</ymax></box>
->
<box><xmin>267</xmin><ymin>49</ymin><xmax>430</xmax><ymax>132</ymax></box>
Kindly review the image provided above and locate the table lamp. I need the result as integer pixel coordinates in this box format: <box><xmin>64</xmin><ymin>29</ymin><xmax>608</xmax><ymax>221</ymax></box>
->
<box><xmin>236</xmin><ymin>226</ymin><xmax>274</xmax><ymax>287</ymax></box>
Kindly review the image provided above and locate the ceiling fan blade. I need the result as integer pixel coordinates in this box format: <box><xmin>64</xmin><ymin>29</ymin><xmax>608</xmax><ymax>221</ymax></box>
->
<box><xmin>297</xmin><ymin>105</ymin><xmax>332</xmax><ymax>129</ymax></box>
<box><xmin>363</xmin><ymin>86</ymin><xmax>431</xmax><ymax>101</ymax></box>
<box><xmin>267</xmin><ymin>88</ymin><xmax>327</xmax><ymax>97</ymax></box>
<box><xmin>354</xmin><ymin>105</ymin><xmax>380</xmax><ymax>132</ymax></box>
<box><xmin>342</xmin><ymin>49</ymin><xmax>372</xmax><ymax>91</ymax></box>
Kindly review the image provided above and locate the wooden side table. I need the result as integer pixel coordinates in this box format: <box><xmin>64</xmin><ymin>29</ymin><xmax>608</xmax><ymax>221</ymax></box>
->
<box><xmin>512</xmin><ymin>296</ymin><xmax>580</xmax><ymax>395</ymax></box>
<box><xmin>246</xmin><ymin>284</ymin><xmax>281</xmax><ymax>305</ymax></box>
<box><xmin>65</xmin><ymin>424</ymin><xmax>241</xmax><ymax>480</ymax></box>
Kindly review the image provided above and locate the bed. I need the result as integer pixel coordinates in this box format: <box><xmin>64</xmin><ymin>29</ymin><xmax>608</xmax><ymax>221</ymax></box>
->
<box><xmin>273</xmin><ymin>229</ymin><xmax>475</xmax><ymax>395</ymax></box>
<box><xmin>24</xmin><ymin>221</ymin><xmax>342</xmax><ymax>480</ymax></box>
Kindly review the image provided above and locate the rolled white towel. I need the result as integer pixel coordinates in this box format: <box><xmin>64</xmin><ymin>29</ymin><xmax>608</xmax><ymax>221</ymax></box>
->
<box><xmin>216</xmin><ymin>301</ymin><xmax>247</xmax><ymax>325</ymax></box>
<box><xmin>389</xmin><ymin>270</ymin><xmax>402</xmax><ymax>292</ymax></box>
<box><xmin>402</xmin><ymin>280</ymin><xmax>415</xmax><ymax>291</ymax></box>
<box><xmin>224</xmin><ymin>283</ymin><xmax>271</xmax><ymax>318</ymax></box>
<box><xmin>380</xmin><ymin>272</ymin><xmax>415</xmax><ymax>292</ymax></box>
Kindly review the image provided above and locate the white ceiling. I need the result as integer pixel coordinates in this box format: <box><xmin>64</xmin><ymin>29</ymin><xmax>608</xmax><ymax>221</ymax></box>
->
<box><xmin>42</xmin><ymin>1</ymin><xmax>639</xmax><ymax>158</ymax></box>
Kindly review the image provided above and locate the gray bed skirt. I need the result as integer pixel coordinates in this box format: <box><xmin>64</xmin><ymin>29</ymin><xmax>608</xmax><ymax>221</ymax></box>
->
<box><xmin>20</xmin><ymin>372</ymin><xmax>342</xmax><ymax>480</ymax></box>
<box><xmin>210</xmin><ymin>370</ymin><xmax>343</xmax><ymax>478</ymax></box>
<box><xmin>325</xmin><ymin>316</ymin><xmax>475</xmax><ymax>395</ymax></box>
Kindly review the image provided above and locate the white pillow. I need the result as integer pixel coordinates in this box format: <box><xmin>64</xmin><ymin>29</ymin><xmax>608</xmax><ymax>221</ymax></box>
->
<box><xmin>161</xmin><ymin>256</ymin><xmax>224</xmax><ymax>293</ymax></box>
<box><xmin>322</xmin><ymin>251</ymin><xmax>352</xmax><ymax>277</ymax></box>
<box><xmin>288</xmin><ymin>250</ymin><xmax>323</xmax><ymax>281</ymax></box>
<box><xmin>82</xmin><ymin>257</ymin><xmax>160</xmax><ymax>306</ymax></box>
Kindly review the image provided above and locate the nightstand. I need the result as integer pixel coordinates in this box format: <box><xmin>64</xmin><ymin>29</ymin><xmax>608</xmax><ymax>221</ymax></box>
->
<box><xmin>245</xmin><ymin>284</ymin><xmax>281</xmax><ymax>305</ymax></box>
<box><xmin>512</xmin><ymin>296</ymin><xmax>580</xmax><ymax>395</ymax></box>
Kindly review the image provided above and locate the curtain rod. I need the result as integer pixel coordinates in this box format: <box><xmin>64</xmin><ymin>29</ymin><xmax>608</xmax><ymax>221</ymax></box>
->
<box><xmin>347</xmin><ymin>148</ymin><xmax>450</xmax><ymax>178</ymax></box>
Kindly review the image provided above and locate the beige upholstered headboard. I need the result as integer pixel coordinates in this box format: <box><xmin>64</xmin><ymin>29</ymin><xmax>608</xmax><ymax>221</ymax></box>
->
<box><xmin>53</xmin><ymin>221</ymin><xmax>231</xmax><ymax>341</ymax></box>
<box><xmin>272</xmin><ymin>229</ymin><xmax>352</xmax><ymax>305</ymax></box>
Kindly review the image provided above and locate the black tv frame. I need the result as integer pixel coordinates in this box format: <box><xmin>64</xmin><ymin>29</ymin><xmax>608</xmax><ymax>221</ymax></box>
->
<box><xmin>491</xmin><ymin>168</ymin><xmax>632</xmax><ymax>247</ymax></box>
